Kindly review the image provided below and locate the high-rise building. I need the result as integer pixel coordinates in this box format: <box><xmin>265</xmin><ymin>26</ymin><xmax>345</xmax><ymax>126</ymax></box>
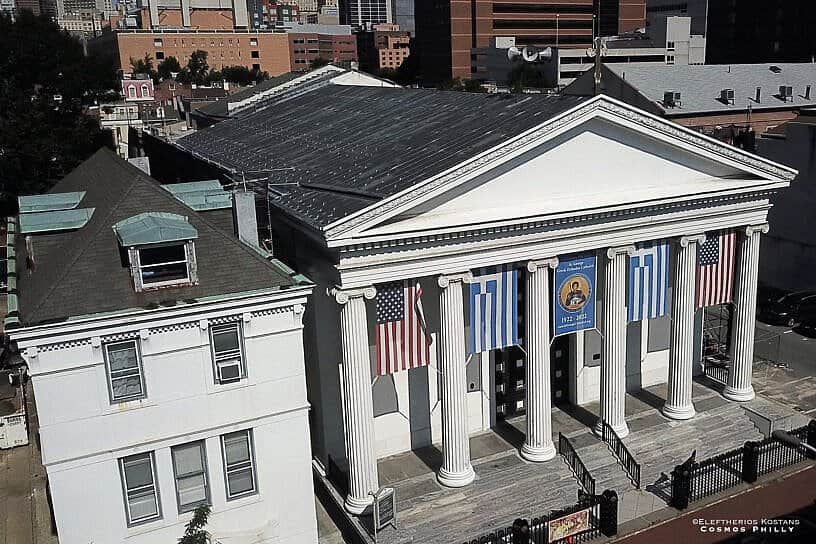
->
<box><xmin>706</xmin><ymin>0</ymin><xmax>816</xmax><ymax>64</ymax></box>
<box><xmin>342</xmin><ymin>0</ymin><xmax>390</xmax><ymax>27</ymax></box>
<box><xmin>415</xmin><ymin>1</ymin><xmax>646</xmax><ymax>82</ymax></box>
<box><xmin>391</xmin><ymin>0</ymin><xmax>414</xmax><ymax>35</ymax></box>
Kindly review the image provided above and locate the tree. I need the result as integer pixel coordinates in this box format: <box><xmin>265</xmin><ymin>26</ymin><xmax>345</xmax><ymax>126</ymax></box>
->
<box><xmin>186</xmin><ymin>50</ymin><xmax>209</xmax><ymax>85</ymax></box>
<box><xmin>310</xmin><ymin>56</ymin><xmax>330</xmax><ymax>70</ymax></box>
<box><xmin>129</xmin><ymin>53</ymin><xmax>157</xmax><ymax>81</ymax></box>
<box><xmin>157</xmin><ymin>56</ymin><xmax>183</xmax><ymax>80</ymax></box>
<box><xmin>0</xmin><ymin>11</ymin><xmax>116</xmax><ymax>214</ymax></box>
<box><xmin>178</xmin><ymin>504</ymin><xmax>211</xmax><ymax>544</ymax></box>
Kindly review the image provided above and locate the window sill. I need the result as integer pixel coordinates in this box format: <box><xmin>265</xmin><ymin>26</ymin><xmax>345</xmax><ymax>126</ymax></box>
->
<box><xmin>206</xmin><ymin>379</ymin><xmax>252</xmax><ymax>395</ymax></box>
<box><xmin>105</xmin><ymin>397</ymin><xmax>156</xmax><ymax>415</ymax></box>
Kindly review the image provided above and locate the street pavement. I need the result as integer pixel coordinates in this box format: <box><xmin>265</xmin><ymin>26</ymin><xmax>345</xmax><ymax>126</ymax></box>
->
<box><xmin>753</xmin><ymin>321</ymin><xmax>816</xmax><ymax>415</ymax></box>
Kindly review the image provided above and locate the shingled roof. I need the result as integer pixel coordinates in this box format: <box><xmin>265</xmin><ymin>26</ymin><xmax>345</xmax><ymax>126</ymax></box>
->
<box><xmin>12</xmin><ymin>148</ymin><xmax>303</xmax><ymax>327</ymax></box>
<box><xmin>175</xmin><ymin>86</ymin><xmax>586</xmax><ymax>230</ymax></box>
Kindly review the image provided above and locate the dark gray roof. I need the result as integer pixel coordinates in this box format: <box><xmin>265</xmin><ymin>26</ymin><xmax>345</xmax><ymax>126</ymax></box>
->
<box><xmin>14</xmin><ymin>149</ymin><xmax>301</xmax><ymax>326</ymax></box>
<box><xmin>176</xmin><ymin>86</ymin><xmax>585</xmax><ymax>230</ymax></box>
<box><xmin>196</xmin><ymin>72</ymin><xmax>303</xmax><ymax>118</ymax></box>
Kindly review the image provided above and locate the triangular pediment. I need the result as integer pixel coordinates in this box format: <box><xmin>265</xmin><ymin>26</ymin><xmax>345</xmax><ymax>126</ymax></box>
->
<box><xmin>325</xmin><ymin>96</ymin><xmax>795</xmax><ymax>244</ymax></box>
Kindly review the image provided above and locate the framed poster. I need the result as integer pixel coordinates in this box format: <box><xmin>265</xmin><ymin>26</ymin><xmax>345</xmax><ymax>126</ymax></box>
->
<box><xmin>548</xmin><ymin>508</ymin><xmax>591</xmax><ymax>542</ymax></box>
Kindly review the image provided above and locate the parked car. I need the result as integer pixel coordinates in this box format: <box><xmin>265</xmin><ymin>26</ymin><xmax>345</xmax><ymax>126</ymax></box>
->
<box><xmin>794</xmin><ymin>308</ymin><xmax>816</xmax><ymax>338</ymax></box>
<box><xmin>756</xmin><ymin>283</ymin><xmax>788</xmax><ymax>317</ymax></box>
<box><xmin>757</xmin><ymin>291</ymin><xmax>816</xmax><ymax>327</ymax></box>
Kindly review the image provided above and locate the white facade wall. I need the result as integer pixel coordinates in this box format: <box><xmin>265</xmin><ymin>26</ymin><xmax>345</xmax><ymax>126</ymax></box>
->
<box><xmin>15</xmin><ymin>293</ymin><xmax>317</xmax><ymax>544</ymax></box>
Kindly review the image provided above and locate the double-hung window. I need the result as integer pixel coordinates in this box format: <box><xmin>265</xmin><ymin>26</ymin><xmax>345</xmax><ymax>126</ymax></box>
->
<box><xmin>172</xmin><ymin>441</ymin><xmax>210</xmax><ymax>513</ymax></box>
<box><xmin>120</xmin><ymin>452</ymin><xmax>161</xmax><ymax>525</ymax></box>
<box><xmin>138</xmin><ymin>244</ymin><xmax>191</xmax><ymax>287</ymax></box>
<box><xmin>221</xmin><ymin>430</ymin><xmax>257</xmax><ymax>500</ymax></box>
<box><xmin>210</xmin><ymin>322</ymin><xmax>246</xmax><ymax>384</ymax></box>
<box><xmin>104</xmin><ymin>339</ymin><xmax>146</xmax><ymax>402</ymax></box>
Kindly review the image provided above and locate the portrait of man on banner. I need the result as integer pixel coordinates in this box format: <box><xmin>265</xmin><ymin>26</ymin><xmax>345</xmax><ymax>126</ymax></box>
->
<box><xmin>553</xmin><ymin>255</ymin><xmax>597</xmax><ymax>336</ymax></box>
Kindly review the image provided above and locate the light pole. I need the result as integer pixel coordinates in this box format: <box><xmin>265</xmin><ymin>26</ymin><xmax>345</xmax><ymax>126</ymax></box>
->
<box><xmin>556</xmin><ymin>14</ymin><xmax>560</xmax><ymax>49</ymax></box>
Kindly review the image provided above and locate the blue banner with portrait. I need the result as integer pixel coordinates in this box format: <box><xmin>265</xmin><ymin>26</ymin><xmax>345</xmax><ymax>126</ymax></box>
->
<box><xmin>553</xmin><ymin>255</ymin><xmax>597</xmax><ymax>337</ymax></box>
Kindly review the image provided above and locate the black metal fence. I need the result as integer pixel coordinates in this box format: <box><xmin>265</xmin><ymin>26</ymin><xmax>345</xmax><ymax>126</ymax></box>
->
<box><xmin>600</xmin><ymin>420</ymin><xmax>641</xmax><ymax>489</ymax></box>
<box><xmin>702</xmin><ymin>356</ymin><xmax>729</xmax><ymax>385</ymax></box>
<box><xmin>671</xmin><ymin>420</ymin><xmax>816</xmax><ymax>509</ymax></box>
<box><xmin>460</xmin><ymin>489</ymin><xmax>618</xmax><ymax>544</ymax></box>
<box><xmin>558</xmin><ymin>433</ymin><xmax>596</xmax><ymax>495</ymax></box>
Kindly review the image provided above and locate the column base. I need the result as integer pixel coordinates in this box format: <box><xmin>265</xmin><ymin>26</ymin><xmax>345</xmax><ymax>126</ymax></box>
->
<box><xmin>662</xmin><ymin>403</ymin><xmax>696</xmax><ymax>420</ymax></box>
<box><xmin>723</xmin><ymin>385</ymin><xmax>755</xmax><ymax>402</ymax></box>
<box><xmin>593</xmin><ymin>419</ymin><xmax>630</xmax><ymax>439</ymax></box>
<box><xmin>437</xmin><ymin>465</ymin><xmax>476</xmax><ymax>488</ymax></box>
<box><xmin>520</xmin><ymin>442</ymin><xmax>557</xmax><ymax>463</ymax></box>
<box><xmin>344</xmin><ymin>494</ymin><xmax>374</xmax><ymax>516</ymax></box>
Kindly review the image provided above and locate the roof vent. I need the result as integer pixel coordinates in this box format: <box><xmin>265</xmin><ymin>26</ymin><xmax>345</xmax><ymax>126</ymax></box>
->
<box><xmin>779</xmin><ymin>85</ymin><xmax>793</xmax><ymax>102</ymax></box>
<box><xmin>755</xmin><ymin>87</ymin><xmax>761</xmax><ymax>103</ymax></box>
<box><xmin>769</xmin><ymin>65</ymin><xmax>782</xmax><ymax>73</ymax></box>
<box><xmin>663</xmin><ymin>91</ymin><xmax>681</xmax><ymax>108</ymax></box>
<box><xmin>720</xmin><ymin>88</ymin><xmax>735</xmax><ymax>105</ymax></box>
<box><xmin>806</xmin><ymin>85</ymin><xmax>812</xmax><ymax>100</ymax></box>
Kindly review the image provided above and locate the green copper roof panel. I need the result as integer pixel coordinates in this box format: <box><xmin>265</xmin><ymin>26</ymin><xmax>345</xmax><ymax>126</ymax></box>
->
<box><xmin>18</xmin><ymin>192</ymin><xmax>86</xmax><ymax>213</ymax></box>
<box><xmin>19</xmin><ymin>208</ymin><xmax>95</xmax><ymax>234</ymax></box>
<box><xmin>113</xmin><ymin>212</ymin><xmax>198</xmax><ymax>246</ymax></box>
<box><xmin>162</xmin><ymin>181</ymin><xmax>232</xmax><ymax>211</ymax></box>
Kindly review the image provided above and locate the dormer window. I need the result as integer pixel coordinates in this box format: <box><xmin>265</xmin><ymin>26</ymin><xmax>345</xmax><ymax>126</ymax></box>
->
<box><xmin>113</xmin><ymin>212</ymin><xmax>199</xmax><ymax>291</ymax></box>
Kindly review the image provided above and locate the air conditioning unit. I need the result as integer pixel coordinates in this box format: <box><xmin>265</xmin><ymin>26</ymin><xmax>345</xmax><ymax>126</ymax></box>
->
<box><xmin>779</xmin><ymin>85</ymin><xmax>793</xmax><ymax>101</ymax></box>
<box><xmin>216</xmin><ymin>359</ymin><xmax>242</xmax><ymax>383</ymax></box>
<box><xmin>664</xmin><ymin>91</ymin><xmax>682</xmax><ymax>107</ymax></box>
<box><xmin>721</xmin><ymin>88</ymin><xmax>735</xmax><ymax>104</ymax></box>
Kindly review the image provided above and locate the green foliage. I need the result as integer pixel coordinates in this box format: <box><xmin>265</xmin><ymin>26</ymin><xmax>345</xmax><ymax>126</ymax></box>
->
<box><xmin>186</xmin><ymin>50</ymin><xmax>210</xmax><ymax>85</ymax></box>
<box><xmin>157</xmin><ymin>56</ymin><xmax>183</xmax><ymax>80</ymax></box>
<box><xmin>219</xmin><ymin>65</ymin><xmax>269</xmax><ymax>85</ymax></box>
<box><xmin>0</xmin><ymin>10</ymin><xmax>116</xmax><ymax>212</ymax></box>
<box><xmin>310</xmin><ymin>56</ymin><xmax>330</xmax><ymax>70</ymax></box>
<box><xmin>507</xmin><ymin>63</ymin><xmax>548</xmax><ymax>91</ymax></box>
<box><xmin>178</xmin><ymin>504</ymin><xmax>211</xmax><ymax>544</ymax></box>
<box><xmin>434</xmin><ymin>77</ymin><xmax>486</xmax><ymax>93</ymax></box>
<box><xmin>129</xmin><ymin>53</ymin><xmax>157</xmax><ymax>81</ymax></box>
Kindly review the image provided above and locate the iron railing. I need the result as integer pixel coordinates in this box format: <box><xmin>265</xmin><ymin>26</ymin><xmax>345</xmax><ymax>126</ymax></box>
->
<box><xmin>558</xmin><ymin>433</ymin><xmax>596</xmax><ymax>495</ymax></box>
<box><xmin>689</xmin><ymin>448</ymin><xmax>743</xmax><ymax>502</ymax></box>
<box><xmin>600</xmin><ymin>420</ymin><xmax>641</xmax><ymax>489</ymax></box>
<box><xmin>702</xmin><ymin>356</ymin><xmax>729</xmax><ymax>385</ymax></box>
<box><xmin>671</xmin><ymin>421</ymin><xmax>815</xmax><ymax>509</ymax></box>
<box><xmin>461</xmin><ymin>490</ymin><xmax>615</xmax><ymax>544</ymax></box>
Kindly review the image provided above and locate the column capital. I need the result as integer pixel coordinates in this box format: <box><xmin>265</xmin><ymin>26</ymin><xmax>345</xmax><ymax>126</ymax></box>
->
<box><xmin>745</xmin><ymin>223</ymin><xmax>770</xmax><ymax>236</ymax></box>
<box><xmin>526</xmin><ymin>257</ymin><xmax>559</xmax><ymax>273</ymax></box>
<box><xmin>679</xmin><ymin>233</ymin><xmax>707</xmax><ymax>248</ymax></box>
<box><xmin>438</xmin><ymin>271</ymin><xmax>473</xmax><ymax>288</ymax></box>
<box><xmin>605</xmin><ymin>245</ymin><xmax>636</xmax><ymax>259</ymax></box>
<box><xmin>330</xmin><ymin>286</ymin><xmax>376</xmax><ymax>305</ymax></box>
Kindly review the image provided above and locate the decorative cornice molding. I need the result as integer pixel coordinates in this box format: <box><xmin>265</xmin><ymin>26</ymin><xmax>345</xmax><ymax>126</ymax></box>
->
<box><xmin>38</xmin><ymin>338</ymin><xmax>92</xmax><ymax>353</ymax></box>
<box><xmin>745</xmin><ymin>223</ymin><xmax>770</xmax><ymax>236</ymax></box>
<box><xmin>336</xmin><ymin>189</ymin><xmax>777</xmax><ymax>256</ymax></box>
<box><xmin>680</xmin><ymin>233</ymin><xmax>707</xmax><ymax>247</ymax></box>
<box><xmin>330</xmin><ymin>286</ymin><xmax>376</xmax><ymax>305</ymax></box>
<box><xmin>325</xmin><ymin>98</ymin><xmax>793</xmax><ymax>240</ymax></box>
<box><xmin>437</xmin><ymin>272</ymin><xmax>474</xmax><ymax>288</ymax></box>
<box><xmin>526</xmin><ymin>258</ymin><xmax>559</xmax><ymax>272</ymax></box>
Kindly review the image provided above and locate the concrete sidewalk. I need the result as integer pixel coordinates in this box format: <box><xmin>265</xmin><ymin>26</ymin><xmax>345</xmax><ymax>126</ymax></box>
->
<box><xmin>0</xmin><ymin>384</ymin><xmax>57</xmax><ymax>544</ymax></box>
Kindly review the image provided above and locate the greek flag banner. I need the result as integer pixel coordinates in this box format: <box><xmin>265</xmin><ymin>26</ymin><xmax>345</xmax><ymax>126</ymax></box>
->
<box><xmin>553</xmin><ymin>255</ymin><xmax>597</xmax><ymax>337</ymax></box>
<box><xmin>468</xmin><ymin>267</ymin><xmax>519</xmax><ymax>354</ymax></box>
<box><xmin>628</xmin><ymin>241</ymin><xmax>670</xmax><ymax>321</ymax></box>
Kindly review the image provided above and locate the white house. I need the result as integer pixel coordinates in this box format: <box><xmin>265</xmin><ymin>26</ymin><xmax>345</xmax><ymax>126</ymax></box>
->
<box><xmin>4</xmin><ymin>149</ymin><xmax>318</xmax><ymax>543</ymax></box>
<box><xmin>171</xmin><ymin>87</ymin><xmax>796</xmax><ymax>516</ymax></box>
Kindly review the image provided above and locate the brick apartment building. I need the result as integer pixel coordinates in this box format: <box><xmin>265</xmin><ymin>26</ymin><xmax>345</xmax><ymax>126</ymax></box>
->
<box><xmin>97</xmin><ymin>3</ymin><xmax>356</xmax><ymax>76</ymax></box>
<box><xmin>415</xmin><ymin>0</ymin><xmax>646</xmax><ymax>82</ymax></box>
<box><xmin>356</xmin><ymin>22</ymin><xmax>410</xmax><ymax>72</ymax></box>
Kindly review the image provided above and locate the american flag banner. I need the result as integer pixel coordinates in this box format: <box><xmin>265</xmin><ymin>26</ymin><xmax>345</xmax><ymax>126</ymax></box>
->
<box><xmin>469</xmin><ymin>267</ymin><xmax>519</xmax><ymax>354</ymax></box>
<box><xmin>375</xmin><ymin>281</ymin><xmax>431</xmax><ymax>375</ymax></box>
<box><xmin>628</xmin><ymin>241</ymin><xmax>670</xmax><ymax>321</ymax></box>
<box><xmin>696</xmin><ymin>230</ymin><xmax>737</xmax><ymax>308</ymax></box>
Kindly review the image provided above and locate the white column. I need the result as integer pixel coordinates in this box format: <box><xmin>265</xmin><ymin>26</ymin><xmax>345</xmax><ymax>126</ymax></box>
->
<box><xmin>597</xmin><ymin>246</ymin><xmax>634</xmax><ymax>437</ymax></box>
<box><xmin>724</xmin><ymin>224</ymin><xmax>768</xmax><ymax>401</ymax></box>
<box><xmin>332</xmin><ymin>287</ymin><xmax>379</xmax><ymax>514</ymax></box>
<box><xmin>521</xmin><ymin>258</ymin><xmax>559</xmax><ymax>462</ymax></box>
<box><xmin>663</xmin><ymin>234</ymin><xmax>705</xmax><ymax>420</ymax></box>
<box><xmin>437</xmin><ymin>272</ymin><xmax>476</xmax><ymax>488</ymax></box>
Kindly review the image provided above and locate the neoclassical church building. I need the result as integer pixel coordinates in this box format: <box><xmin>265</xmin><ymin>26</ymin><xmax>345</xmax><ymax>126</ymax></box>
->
<box><xmin>154</xmin><ymin>86</ymin><xmax>795</xmax><ymax>516</ymax></box>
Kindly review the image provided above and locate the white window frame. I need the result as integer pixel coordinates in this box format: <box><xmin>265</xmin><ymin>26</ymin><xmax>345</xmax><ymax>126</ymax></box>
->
<box><xmin>104</xmin><ymin>339</ymin><xmax>146</xmax><ymax>403</ymax></box>
<box><xmin>171</xmin><ymin>441</ymin><xmax>211</xmax><ymax>513</ymax></box>
<box><xmin>210</xmin><ymin>322</ymin><xmax>247</xmax><ymax>384</ymax></box>
<box><xmin>221</xmin><ymin>429</ymin><xmax>258</xmax><ymax>500</ymax></box>
<box><xmin>128</xmin><ymin>85</ymin><xmax>136</xmax><ymax>98</ymax></box>
<box><xmin>135</xmin><ymin>242</ymin><xmax>194</xmax><ymax>289</ymax></box>
<box><xmin>119</xmin><ymin>452</ymin><xmax>162</xmax><ymax>526</ymax></box>
<box><xmin>141</xmin><ymin>83</ymin><xmax>150</xmax><ymax>97</ymax></box>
